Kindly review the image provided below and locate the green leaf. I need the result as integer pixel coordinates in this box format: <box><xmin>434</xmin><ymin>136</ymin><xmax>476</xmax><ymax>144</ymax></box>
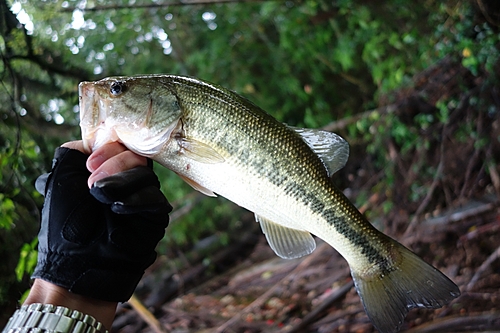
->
<box><xmin>0</xmin><ymin>194</ymin><xmax>16</xmax><ymax>230</ymax></box>
<box><xmin>15</xmin><ymin>238</ymin><xmax>38</xmax><ymax>282</ymax></box>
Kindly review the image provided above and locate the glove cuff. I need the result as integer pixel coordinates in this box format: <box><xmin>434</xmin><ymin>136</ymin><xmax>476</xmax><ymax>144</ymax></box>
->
<box><xmin>33</xmin><ymin>250</ymin><xmax>155</xmax><ymax>302</ymax></box>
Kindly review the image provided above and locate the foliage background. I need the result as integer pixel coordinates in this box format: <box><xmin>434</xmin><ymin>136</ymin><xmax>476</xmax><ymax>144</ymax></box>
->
<box><xmin>1</xmin><ymin>0</ymin><xmax>499</xmax><ymax>329</ymax></box>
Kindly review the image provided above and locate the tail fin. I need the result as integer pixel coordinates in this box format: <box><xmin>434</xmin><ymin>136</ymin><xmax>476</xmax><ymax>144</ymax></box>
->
<box><xmin>351</xmin><ymin>241</ymin><xmax>460</xmax><ymax>333</ymax></box>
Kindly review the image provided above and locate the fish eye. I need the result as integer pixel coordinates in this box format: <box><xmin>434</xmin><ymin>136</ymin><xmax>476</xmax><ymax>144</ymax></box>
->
<box><xmin>110</xmin><ymin>81</ymin><xmax>125</xmax><ymax>96</ymax></box>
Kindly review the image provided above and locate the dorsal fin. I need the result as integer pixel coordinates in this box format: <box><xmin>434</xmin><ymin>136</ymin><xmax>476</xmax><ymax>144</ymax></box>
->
<box><xmin>290</xmin><ymin>127</ymin><xmax>350</xmax><ymax>176</ymax></box>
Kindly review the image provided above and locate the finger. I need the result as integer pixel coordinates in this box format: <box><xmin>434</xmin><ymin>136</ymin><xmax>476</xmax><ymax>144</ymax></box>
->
<box><xmin>86</xmin><ymin>142</ymin><xmax>129</xmax><ymax>172</ymax></box>
<box><xmin>61</xmin><ymin>140</ymin><xmax>86</xmax><ymax>153</ymax></box>
<box><xmin>88</xmin><ymin>150</ymin><xmax>148</xmax><ymax>188</ymax></box>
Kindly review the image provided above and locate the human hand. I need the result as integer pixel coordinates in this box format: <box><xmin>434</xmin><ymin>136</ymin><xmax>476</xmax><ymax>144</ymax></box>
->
<box><xmin>61</xmin><ymin>140</ymin><xmax>148</xmax><ymax>187</ymax></box>
<box><xmin>32</xmin><ymin>141</ymin><xmax>172</xmax><ymax>304</ymax></box>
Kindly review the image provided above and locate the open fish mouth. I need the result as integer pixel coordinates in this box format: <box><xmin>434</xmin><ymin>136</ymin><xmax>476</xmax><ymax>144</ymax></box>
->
<box><xmin>79</xmin><ymin>81</ymin><xmax>119</xmax><ymax>153</ymax></box>
<box><xmin>79</xmin><ymin>82</ymin><xmax>98</xmax><ymax>153</ymax></box>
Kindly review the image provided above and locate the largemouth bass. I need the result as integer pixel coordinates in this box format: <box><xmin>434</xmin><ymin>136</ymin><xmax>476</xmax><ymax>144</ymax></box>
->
<box><xmin>79</xmin><ymin>75</ymin><xmax>460</xmax><ymax>332</ymax></box>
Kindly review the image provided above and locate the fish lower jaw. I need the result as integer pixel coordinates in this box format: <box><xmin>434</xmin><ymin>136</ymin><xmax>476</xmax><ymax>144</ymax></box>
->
<box><xmin>86</xmin><ymin>127</ymin><xmax>120</xmax><ymax>151</ymax></box>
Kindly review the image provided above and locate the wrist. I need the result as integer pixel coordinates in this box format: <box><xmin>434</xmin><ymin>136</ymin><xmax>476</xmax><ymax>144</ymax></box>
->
<box><xmin>24</xmin><ymin>279</ymin><xmax>117</xmax><ymax>330</ymax></box>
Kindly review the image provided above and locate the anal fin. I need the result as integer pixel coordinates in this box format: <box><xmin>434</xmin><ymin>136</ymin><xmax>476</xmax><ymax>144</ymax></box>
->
<box><xmin>256</xmin><ymin>214</ymin><xmax>316</xmax><ymax>259</ymax></box>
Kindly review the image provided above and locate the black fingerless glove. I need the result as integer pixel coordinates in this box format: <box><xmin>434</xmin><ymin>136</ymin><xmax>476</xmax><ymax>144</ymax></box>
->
<box><xmin>32</xmin><ymin>147</ymin><xmax>172</xmax><ymax>302</ymax></box>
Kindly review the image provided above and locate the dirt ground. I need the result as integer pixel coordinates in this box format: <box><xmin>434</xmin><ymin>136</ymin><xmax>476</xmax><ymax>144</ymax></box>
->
<box><xmin>111</xmin><ymin>59</ymin><xmax>500</xmax><ymax>333</ymax></box>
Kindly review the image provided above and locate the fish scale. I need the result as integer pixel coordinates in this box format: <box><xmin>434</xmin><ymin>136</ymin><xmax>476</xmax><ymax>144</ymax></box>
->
<box><xmin>79</xmin><ymin>74</ymin><xmax>460</xmax><ymax>333</ymax></box>
<box><xmin>172</xmin><ymin>78</ymin><xmax>324</xmax><ymax>202</ymax></box>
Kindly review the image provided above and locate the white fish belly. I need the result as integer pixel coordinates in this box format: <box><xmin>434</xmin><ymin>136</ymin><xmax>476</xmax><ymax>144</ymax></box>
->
<box><xmin>156</xmin><ymin>151</ymin><xmax>311</xmax><ymax>232</ymax></box>
<box><xmin>151</xmin><ymin>139</ymin><xmax>364</xmax><ymax>266</ymax></box>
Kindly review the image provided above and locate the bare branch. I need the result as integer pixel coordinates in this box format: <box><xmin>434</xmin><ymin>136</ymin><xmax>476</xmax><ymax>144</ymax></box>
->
<box><xmin>465</xmin><ymin>245</ymin><xmax>500</xmax><ymax>292</ymax></box>
<box><xmin>321</xmin><ymin>104</ymin><xmax>397</xmax><ymax>133</ymax></box>
<box><xmin>0</xmin><ymin>0</ymin><xmax>91</xmax><ymax>81</ymax></box>
<box><xmin>281</xmin><ymin>280</ymin><xmax>354</xmax><ymax>333</ymax></box>
<box><xmin>60</xmin><ymin>0</ymin><xmax>277</xmax><ymax>13</ymax></box>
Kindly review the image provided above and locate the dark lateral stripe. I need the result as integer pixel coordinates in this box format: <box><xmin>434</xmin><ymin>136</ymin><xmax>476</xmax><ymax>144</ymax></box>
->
<box><xmin>282</xmin><ymin>178</ymin><xmax>389</xmax><ymax>269</ymax></box>
<box><xmin>169</xmin><ymin>77</ymin><xmax>391</xmax><ymax>271</ymax></box>
<box><xmin>323</xmin><ymin>209</ymin><xmax>390</xmax><ymax>270</ymax></box>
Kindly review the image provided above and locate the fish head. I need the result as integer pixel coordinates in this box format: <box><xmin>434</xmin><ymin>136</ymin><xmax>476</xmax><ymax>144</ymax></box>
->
<box><xmin>79</xmin><ymin>75</ymin><xmax>182</xmax><ymax>155</ymax></box>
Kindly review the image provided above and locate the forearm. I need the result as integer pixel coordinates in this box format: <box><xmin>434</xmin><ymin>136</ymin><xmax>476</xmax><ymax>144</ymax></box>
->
<box><xmin>24</xmin><ymin>279</ymin><xmax>117</xmax><ymax>330</ymax></box>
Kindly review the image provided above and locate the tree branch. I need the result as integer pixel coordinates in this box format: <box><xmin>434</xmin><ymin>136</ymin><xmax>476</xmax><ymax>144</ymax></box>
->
<box><xmin>0</xmin><ymin>0</ymin><xmax>91</xmax><ymax>81</ymax></box>
<box><xmin>60</xmin><ymin>0</ymin><xmax>276</xmax><ymax>13</ymax></box>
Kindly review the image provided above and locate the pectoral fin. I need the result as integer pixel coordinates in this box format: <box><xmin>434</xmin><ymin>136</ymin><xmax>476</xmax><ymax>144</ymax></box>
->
<box><xmin>177</xmin><ymin>173</ymin><xmax>217</xmax><ymax>197</ymax></box>
<box><xmin>256</xmin><ymin>214</ymin><xmax>316</xmax><ymax>259</ymax></box>
<box><xmin>178</xmin><ymin>137</ymin><xmax>225</xmax><ymax>164</ymax></box>
<box><xmin>291</xmin><ymin>127</ymin><xmax>349</xmax><ymax>176</ymax></box>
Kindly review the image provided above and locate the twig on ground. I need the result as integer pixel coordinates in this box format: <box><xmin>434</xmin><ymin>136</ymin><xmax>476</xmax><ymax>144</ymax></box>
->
<box><xmin>403</xmin><ymin>141</ymin><xmax>445</xmax><ymax>239</ymax></box>
<box><xmin>459</xmin><ymin>218</ymin><xmax>500</xmax><ymax>243</ymax></box>
<box><xmin>459</xmin><ymin>115</ymin><xmax>483</xmax><ymax>201</ymax></box>
<box><xmin>405</xmin><ymin>312</ymin><xmax>500</xmax><ymax>333</ymax></box>
<box><xmin>487</xmin><ymin>146</ymin><xmax>500</xmax><ymax>198</ymax></box>
<box><xmin>422</xmin><ymin>200</ymin><xmax>497</xmax><ymax>228</ymax></box>
<box><xmin>128</xmin><ymin>294</ymin><xmax>169</xmax><ymax>333</ymax></box>
<box><xmin>280</xmin><ymin>280</ymin><xmax>354</xmax><ymax>333</ymax></box>
<box><xmin>215</xmin><ymin>242</ymin><xmax>330</xmax><ymax>333</ymax></box>
<box><xmin>465</xmin><ymin>244</ymin><xmax>500</xmax><ymax>292</ymax></box>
